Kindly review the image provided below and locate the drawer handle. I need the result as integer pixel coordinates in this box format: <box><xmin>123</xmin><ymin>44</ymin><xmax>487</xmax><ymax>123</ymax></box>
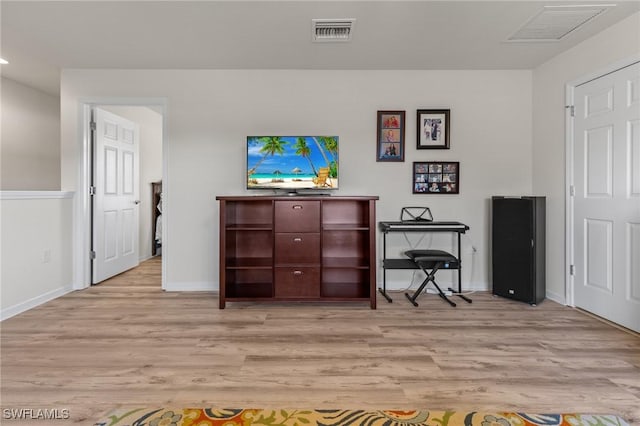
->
<box><xmin>292</xmin><ymin>205</ymin><xmax>303</xmax><ymax>210</ymax></box>
<box><xmin>293</xmin><ymin>237</ymin><xmax>302</xmax><ymax>242</ymax></box>
<box><xmin>293</xmin><ymin>270</ymin><xmax>304</xmax><ymax>276</ymax></box>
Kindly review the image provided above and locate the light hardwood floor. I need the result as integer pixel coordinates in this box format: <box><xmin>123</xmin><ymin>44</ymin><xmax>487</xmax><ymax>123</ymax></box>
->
<box><xmin>1</xmin><ymin>257</ymin><xmax>639</xmax><ymax>425</ymax></box>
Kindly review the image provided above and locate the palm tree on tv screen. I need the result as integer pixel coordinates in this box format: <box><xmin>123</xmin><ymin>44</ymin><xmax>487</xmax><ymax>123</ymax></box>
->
<box><xmin>294</xmin><ymin>137</ymin><xmax>318</xmax><ymax>177</ymax></box>
<box><xmin>318</xmin><ymin>136</ymin><xmax>338</xmax><ymax>178</ymax></box>
<box><xmin>248</xmin><ymin>137</ymin><xmax>287</xmax><ymax>175</ymax></box>
<box><xmin>310</xmin><ymin>137</ymin><xmax>334</xmax><ymax>176</ymax></box>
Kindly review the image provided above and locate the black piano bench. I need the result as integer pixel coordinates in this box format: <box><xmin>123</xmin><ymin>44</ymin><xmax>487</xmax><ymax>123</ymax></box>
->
<box><xmin>404</xmin><ymin>249</ymin><xmax>469</xmax><ymax>307</ymax></box>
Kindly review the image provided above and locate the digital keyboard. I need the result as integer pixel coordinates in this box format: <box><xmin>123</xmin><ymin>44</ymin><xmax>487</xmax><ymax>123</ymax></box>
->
<box><xmin>379</xmin><ymin>221</ymin><xmax>469</xmax><ymax>233</ymax></box>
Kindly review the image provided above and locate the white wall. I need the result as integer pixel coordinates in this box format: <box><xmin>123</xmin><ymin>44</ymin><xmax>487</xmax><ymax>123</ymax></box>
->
<box><xmin>1</xmin><ymin>77</ymin><xmax>60</xmax><ymax>190</ymax></box>
<box><xmin>532</xmin><ymin>12</ymin><xmax>640</xmax><ymax>303</ymax></box>
<box><xmin>102</xmin><ymin>106</ymin><xmax>163</xmax><ymax>261</ymax></box>
<box><xmin>61</xmin><ymin>69</ymin><xmax>533</xmax><ymax>292</ymax></box>
<box><xmin>0</xmin><ymin>193</ymin><xmax>74</xmax><ymax>319</ymax></box>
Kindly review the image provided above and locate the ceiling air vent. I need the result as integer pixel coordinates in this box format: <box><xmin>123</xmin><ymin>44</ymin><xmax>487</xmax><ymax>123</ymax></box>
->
<box><xmin>507</xmin><ymin>4</ymin><xmax>614</xmax><ymax>42</ymax></box>
<box><xmin>312</xmin><ymin>19</ymin><xmax>355</xmax><ymax>42</ymax></box>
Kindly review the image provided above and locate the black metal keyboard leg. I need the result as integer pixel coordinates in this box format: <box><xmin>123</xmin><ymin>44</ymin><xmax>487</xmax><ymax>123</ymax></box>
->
<box><xmin>378</xmin><ymin>288</ymin><xmax>393</xmax><ymax>303</ymax></box>
<box><xmin>457</xmin><ymin>294</ymin><xmax>472</xmax><ymax>304</ymax></box>
<box><xmin>404</xmin><ymin>291</ymin><xmax>419</xmax><ymax>307</ymax></box>
<box><xmin>448</xmin><ymin>287</ymin><xmax>472</xmax><ymax>304</ymax></box>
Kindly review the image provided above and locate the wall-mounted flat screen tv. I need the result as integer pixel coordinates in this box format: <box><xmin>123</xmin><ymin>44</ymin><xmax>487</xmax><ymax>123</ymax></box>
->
<box><xmin>247</xmin><ymin>136</ymin><xmax>338</xmax><ymax>191</ymax></box>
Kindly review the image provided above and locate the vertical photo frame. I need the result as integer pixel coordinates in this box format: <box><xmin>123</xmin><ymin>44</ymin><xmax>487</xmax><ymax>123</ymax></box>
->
<box><xmin>417</xmin><ymin>109</ymin><xmax>450</xmax><ymax>149</ymax></box>
<box><xmin>377</xmin><ymin>111</ymin><xmax>405</xmax><ymax>162</ymax></box>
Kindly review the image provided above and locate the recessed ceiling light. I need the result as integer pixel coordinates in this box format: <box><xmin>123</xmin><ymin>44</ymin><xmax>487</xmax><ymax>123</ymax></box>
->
<box><xmin>0</xmin><ymin>58</ymin><xmax>8</xmax><ymax>65</ymax></box>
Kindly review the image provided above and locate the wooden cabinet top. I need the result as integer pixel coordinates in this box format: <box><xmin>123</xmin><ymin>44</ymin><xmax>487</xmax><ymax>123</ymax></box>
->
<box><xmin>216</xmin><ymin>195</ymin><xmax>379</xmax><ymax>201</ymax></box>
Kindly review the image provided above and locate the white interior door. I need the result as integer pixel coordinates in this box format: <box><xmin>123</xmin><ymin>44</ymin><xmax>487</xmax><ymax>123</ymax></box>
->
<box><xmin>572</xmin><ymin>62</ymin><xmax>640</xmax><ymax>332</ymax></box>
<box><xmin>93</xmin><ymin>108</ymin><xmax>140</xmax><ymax>283</ymax></box>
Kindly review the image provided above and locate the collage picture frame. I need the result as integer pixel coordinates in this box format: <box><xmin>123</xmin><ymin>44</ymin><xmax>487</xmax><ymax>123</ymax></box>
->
<box><xmin>413</xmin><ymin>161</ymin><xmax>459</xmax><ymax>194</ymax></box>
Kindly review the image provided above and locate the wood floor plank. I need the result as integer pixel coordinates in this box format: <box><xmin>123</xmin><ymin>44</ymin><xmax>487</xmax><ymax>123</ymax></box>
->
<box><xmin>1</xmin><ymin>258</ymin><xmax>639</xmax><ymax>425</ymax></box>
<box><xmin>400</xmin><ymin>378</ymin><xmax>640</xmax><ymax>418</ymax></box>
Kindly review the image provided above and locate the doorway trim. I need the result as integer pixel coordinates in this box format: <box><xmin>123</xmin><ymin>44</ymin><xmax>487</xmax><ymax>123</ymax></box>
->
<box><xmin>564</xmin><ymin>54</ymin><xmax>640</xmax><ymax>307</ymax></box>
<box><xmin>73</xmin><ymin>97</ymin><xmax>168</xmax><ymax>290</ymax></box>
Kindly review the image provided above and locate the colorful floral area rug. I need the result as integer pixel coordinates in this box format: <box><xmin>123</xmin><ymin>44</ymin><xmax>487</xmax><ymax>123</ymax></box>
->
<box><xmin>94</xmin><ymin>408</ymin><xmax>630</xmax><ymax>426</ymax></box>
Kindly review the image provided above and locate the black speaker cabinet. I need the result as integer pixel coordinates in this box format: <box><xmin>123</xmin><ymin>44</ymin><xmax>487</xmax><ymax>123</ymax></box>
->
<box><xmin>491</xmin><ymin>196</ymin><xmax>545</xmax><ymax>305</ymax></box>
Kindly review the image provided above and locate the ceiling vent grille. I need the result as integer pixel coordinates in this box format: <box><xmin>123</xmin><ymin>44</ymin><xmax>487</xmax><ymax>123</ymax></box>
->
<box><xmin>312</xmin><ymin>19</ymin><xmax>355</xmax><ymax>42</ymax></box>
<box><xmin>507</xmin><ymin>4</ymin><xmax>613</xmax><ymax>42</ymax></box>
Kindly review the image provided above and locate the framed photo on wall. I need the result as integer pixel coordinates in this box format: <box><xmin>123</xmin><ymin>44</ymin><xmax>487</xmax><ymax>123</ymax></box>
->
<box><xmin>413</xmin><ymin>161</ymin><xmax>459</xmax><ymax>194</ymax></box>
<box><xmin>417</xmin><ymin>109</ymin><xmax>450</xmax><ymax>149</ymax></box>
<box><xmin>377</xmin><ymin>111</ymin><xmax>405</xmax><ymax>162</ymax></box>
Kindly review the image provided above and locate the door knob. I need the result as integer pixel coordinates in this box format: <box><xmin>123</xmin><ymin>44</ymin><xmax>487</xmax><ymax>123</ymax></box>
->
<box><xmin>134</xmin><ymin>200</ymin><xmax>141</xmax><ymax>205</ymax></box>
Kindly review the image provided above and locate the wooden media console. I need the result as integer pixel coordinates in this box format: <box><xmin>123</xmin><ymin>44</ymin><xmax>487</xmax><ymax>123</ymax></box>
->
<box><xmin>216</xmin><ymin>195</ymin><xmax>378</xmax><ymax>309</ymax></box>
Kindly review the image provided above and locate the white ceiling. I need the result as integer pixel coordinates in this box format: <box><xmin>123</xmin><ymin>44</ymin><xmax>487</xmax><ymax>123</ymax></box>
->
<box><xmin>2</xmin><ymin>1</ymin><xmax>639</xmax><ymax>95</ymax></box>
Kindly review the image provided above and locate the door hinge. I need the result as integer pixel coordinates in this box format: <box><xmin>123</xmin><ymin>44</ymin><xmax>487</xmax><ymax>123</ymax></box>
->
<box><xmin>570</xmin><ymin>265</ymin><xmax>575</xmax><ymax>276</ymax></box>
<box><xmin>570</xmin><ymin>185</ymin><xmax>575</xmax><ymax>197</ymax></box>
<box><xmin>566</xmin><ymin>105</ymin><xmax>575</xmax><ymax>117</ymax></box>
<box><xmin>90</xmin><ymin>250</ymin><xmax>96</xmax><ymax>260</ymax></box>
<box><xmin>89</xmin><ymin>186</ymin><xmax>96</xmax><ymax>196</ymax></box>
<box><xmin>90</xmin><ymin>120</ymin><xmax>97</xmax><ymax>131</ymax></box>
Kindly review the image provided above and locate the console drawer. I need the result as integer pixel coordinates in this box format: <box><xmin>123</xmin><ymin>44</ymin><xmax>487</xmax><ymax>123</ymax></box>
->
<box><xmin>274</xmin><ymin>201</ymin><xmax>320</xmax><ymax>233</ymax></box>
<box><xmin>275</xmin><ymin>233</ymin><xmax>320</xmax><ymax>265</ymax></box>
<box><xmin>275</xmin><ymin>267</ymin><xmax>320</xmax><ymax>298</ymax></box>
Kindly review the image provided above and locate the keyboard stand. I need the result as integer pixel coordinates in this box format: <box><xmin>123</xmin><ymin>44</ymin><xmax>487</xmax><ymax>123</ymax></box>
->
<box><xmin>378</xmin><ymin>221</ymin><xmax>471</xmax><ymax>304</ymax></box>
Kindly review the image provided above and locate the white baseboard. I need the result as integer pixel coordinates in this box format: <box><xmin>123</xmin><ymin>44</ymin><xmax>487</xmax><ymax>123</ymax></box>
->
<box><xmin>1</xmin><ymin>285</ymin><xmax>74</xmax><ymax>321</ymax></box>
<box><xmin>163</xmin><ymin>281</ymin><xmax>217</xmax><ymax>292</ymax></box>
<box><xmin>545</xmin><ymin>289</ymin><xmax>565</xmax><ymax>305</ymax></box>
<box><xmin>138</xmin><ymin>254</ymin><xmax>154</xmax><ymax>263</ymax></box>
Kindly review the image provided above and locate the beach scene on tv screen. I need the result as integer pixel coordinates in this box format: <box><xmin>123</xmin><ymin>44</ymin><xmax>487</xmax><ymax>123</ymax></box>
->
<box><xmin>247</xmin><ymin>136</ymin><xmax>338</xmax><ymax>190</ymax></box>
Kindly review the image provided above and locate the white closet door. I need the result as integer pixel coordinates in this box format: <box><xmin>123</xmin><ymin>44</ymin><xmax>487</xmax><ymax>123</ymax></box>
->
<box><xmin>573</xmin><ymin>62</ymin><xmax>640</xmax><ymax>332</ymax></box>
